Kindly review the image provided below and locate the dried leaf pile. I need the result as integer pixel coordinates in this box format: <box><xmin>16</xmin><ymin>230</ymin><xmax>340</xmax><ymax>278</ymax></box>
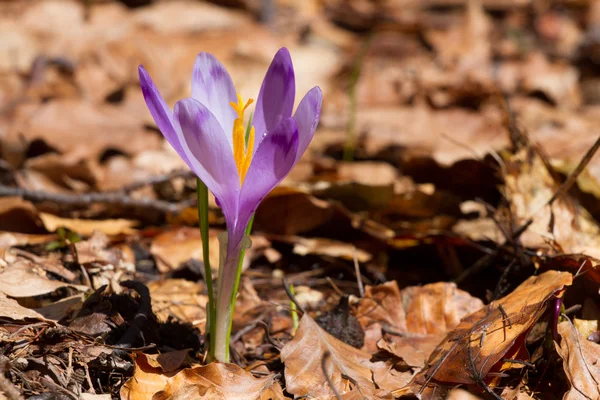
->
<box><xmin>1</xmin><ymin>0</ymin><xmax>600</xmax><ymax>399</ymax></box>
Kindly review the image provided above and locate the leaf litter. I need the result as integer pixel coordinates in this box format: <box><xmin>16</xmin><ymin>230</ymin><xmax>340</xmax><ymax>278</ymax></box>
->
<box><xmin>1</xmin><ymin>0</ymin><xmax>600</xmax><ymax>399</ymax></box>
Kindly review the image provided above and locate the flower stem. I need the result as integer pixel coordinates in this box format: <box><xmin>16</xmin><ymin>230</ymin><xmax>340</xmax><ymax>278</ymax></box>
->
<box><xmin>226</xmin><ymin>215</ymin><xmax>255</xmax><ymax>345</ymax></box>
<box><xmin>197</xmin><ymin>179</ymin><xmax>216</xmax><ymax>360</ymax></box>
<box><xmin>213</xmin><ymin>215</ymin><xmax>255</xmax><ymax>362</ymax></box>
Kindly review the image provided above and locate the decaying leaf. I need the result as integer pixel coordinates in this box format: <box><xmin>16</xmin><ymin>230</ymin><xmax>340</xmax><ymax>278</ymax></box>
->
<box><xmin>355</xmin><ymin>281</ymin><xmax>484</xmax><ymax>367</ymax></box>
<box><xmin>281</xmin><ymin>314</ymin><xmax>397</xmax><ymax>399</ymax></box>
<box><xmin>411</xmin><ymin>270</ymin><xmax>572</xmax><ymax>394</ymax></box>
<box><xmin>293</xmin><ymin>237</ymin><xmax>372</xmax><ymax>262</ymax></box>
<box><xmin>144</xmin><ymin>349</ymin><xmax>191</xmax><ymax>373</ymax></box>
<box><xmin>148</xmin><ymin>279</ymin><xmax>207</xmax><ymax>325</ymax></box>
<box><xmin>0</xmin><ymin>259</ymin><xmax>86</xmax><ymax>297</ymax></box>
<box><xmin>150</xmin><ymin>227</ymin><xmax>221</xmax><ymax>273</ymax></box>
<box><xmin>153</xmin><ymin>363</ymin><xmax>282</xmax><ymax>400</ymax></box>
<box><xmin>0</xmin><ymin>292</ymin><xmax>46</xmax><ymax>321</ymax></box>
<box><xmin>39</xmin><ymin>212</ymin><xmax>137</xmax><ymax>236</ymax></box>
<box><xmin>120</xmin><ymin>352</ymin><xmax>176</xmax><ymax>400</ymax></box>
<box><xmin>555</xmin><ymin>320</ymin><xmax>600</xmax><ymax>400</ymax></box>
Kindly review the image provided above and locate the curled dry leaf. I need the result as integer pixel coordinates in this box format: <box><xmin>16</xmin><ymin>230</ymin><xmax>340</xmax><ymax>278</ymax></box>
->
<box><xmin>355</xmin><ymin>281</ymin><xmax>484</xmax><ymax>367</ymax></box>
<box><xmin>153</xmin><ymin>362</ymin><xmax>283</xmax><ymax>400</ymax></box>
<box><xmin>555</xmin><ymin>320</ymin><xmax>600</xmax><ymax>400</ymax></box>
<box><xmin>0</xmin><ymin>292</ymin><xmax>46</xmax><ymax>321</ymax></box>
<box><xmin>120</xmin><ymin>352</ymin><xmax>176</xmax><ymax>400</ymax></box>
<box><xmin>0</xmin><ymin>259</ymin><xmax>87</xmax><ymax>297</ymax></box>
<box><xmin>39</xmin><ymin>212</ymin><xmax>137</xmax><ymax>236</ymax></box>
<box><xmin>150</xmin><ymin>227</ymin><xmax>221</xmax><ymax>273</ymax></box>
<box><xmin>411</xmin><ymin>270</ymin><xmax>572</xmax><ymax>395</ymax></box>
<box><xmin>502</xmin><ymin>147</ymin><xmax>600</xmax><ymax>261</ymax></box>
<box><xmin>144</xmin><ymin>349</ymin><xmax>191</xmax><ymax>373</ymax></box>
<box><xmin>292</xmin><ymin>237</ymin><xmax>372</xmax><ymax>262</ymax></box>
<box><xmin>281</xmin><ymin>314</ymin><xmax>401</xmax><ymax>399</ymax></box>
<box><xmin>255</xmin><ymin>187</ymin><xmax>334</xmax><ymax>236</ymax></box>
<box><xmin>148</xmin><ymin>279</ymin><xmax>207</xmax><ymax>326</ymax></box>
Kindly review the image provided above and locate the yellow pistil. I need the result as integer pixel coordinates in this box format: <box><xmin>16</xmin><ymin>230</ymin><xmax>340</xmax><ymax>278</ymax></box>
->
<box><xmin>230</xmin><ymin>94</ymin><xmax>255</xmax><ymax>185</ymax></box>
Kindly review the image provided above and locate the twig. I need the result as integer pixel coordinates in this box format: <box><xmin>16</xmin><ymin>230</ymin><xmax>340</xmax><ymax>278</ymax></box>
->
<box><xmin>0</xmin><ymin>357</ymin><xmax>24</xmax><ymax>400</ymax></box>
<box><xmin>353</xmin><ymin>248</ymin><xmax>365</xmax><ymax>297</ymax></box>
<box><xmin>114</xmin><ymin>169</ymin><xmax>195</xmax><ymax>193</ymax></box>
<box><xmin>0</xmin><ymin>184</ymin><xmax>192</xmax><ymax>214</ymax></box>
<box><xmin>326</xmin><ymin>277</ymin><xmax>344</xmax><ymax>297</ymax></box>
<box><xmin>282</xmin><ymin>278</ymin><xmax>305</xmax><ymax>315</ymax></box>
<box><xmin>41</xmin><ymin>376</ymin><xmax>78</xmax><ymax>400</ymax></box>
<box><xmin>322</xmin><ymin>351</ymin><xmax>343</xmax><ymax>400</ymax></box>
<box><xmin>466</xmin><ymin>325</ymin><xmax>504</xmax><ymax>400</ymax></box>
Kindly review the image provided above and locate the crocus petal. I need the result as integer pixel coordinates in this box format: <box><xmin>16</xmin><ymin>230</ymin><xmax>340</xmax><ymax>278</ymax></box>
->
<box><xmin>252</xmin><ymin>48</ymin><xmax>295</xmax><ymax>153</ymax></box>
<box><xmin>138</xmin><ymin>65</ymin><xmax>191</xmax><ymax>167</ymax></box>
<box><xmin>174</xmin><ymin>98</ymin><xmax>240</xmax><ymax>221</ymax></box>
<box><xmin>235</xmin><ymin>117</ymin><xmax>299</xmax><ymax>244</ymax></box>
<box><xmin>293</xmin><ymin>86</ymin><xmax>322</xmax><ymax>163</ymax></box>
<box><xmin>191</xmin><ymin>52</ymin><xmax>238</xmax><ymax>147</ymax></box>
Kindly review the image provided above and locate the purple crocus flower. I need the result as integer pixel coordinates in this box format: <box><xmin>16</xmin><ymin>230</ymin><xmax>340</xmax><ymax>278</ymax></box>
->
<box><xmin>138</xmin><ymin>48</ymin><xmax>322</xmax><ymax>361</ymax></box>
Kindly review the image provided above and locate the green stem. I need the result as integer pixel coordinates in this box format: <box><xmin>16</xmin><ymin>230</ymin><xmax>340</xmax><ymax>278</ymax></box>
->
<box><xmin>197</xmin><ymin>179</ymin><xmax>216</xmax><ymax>361</ymax></box>
<box><xmin>224</xmin><ymin>214</ymin><xmax>255</xmax><ymax>356</ymax></box>
<box><xmin>289</xmin><ymin>283</ymin><xmax>299</xmax><ymax>335</ymax></box>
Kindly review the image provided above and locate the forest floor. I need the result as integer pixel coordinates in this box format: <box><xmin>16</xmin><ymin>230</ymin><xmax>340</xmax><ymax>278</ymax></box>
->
<box><xmin>1</xmin><ymin>0</ymin><xmax>600</xmax><ymax>399</ymax></box>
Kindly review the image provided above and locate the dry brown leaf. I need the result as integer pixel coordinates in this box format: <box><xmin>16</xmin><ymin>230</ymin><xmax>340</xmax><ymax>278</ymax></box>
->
<box><xmin>39</xmin><ymin>212</ymin><xmax>137</xmax><ymax>236</ymax></box>
<box><xmin>0</xmin><ymin>260</ymin><xmax>86</xmax><ymax>297</ymax></box>
<box><xmin>0</xmin><ymin>197</ymin><xmax>42</xmax><ymax>234</ymax></box>
<box><xmin>356</xmin><ymin>281</ymin><xmax>483</xmax><ymax>366</ymax></box>
<box><xmin>150</xmin><ymin>227</ymin><xmax>220</xmax><ymax>273</ymax></box>
<box><xmin>411</xmin><ymin>270</ymin><xmax>572</xmax><ymax>394</ymax></box>
<box><xmin>148</xmin><ymin>279</ymin><xmax>207</xmax><ymax>325</ymax></box>
<box><xmin>0</xmin><ymin>292</ymin><xmax>46</xmax><ymax>321</ymax></box>
<box><xmin>503</xmin><ymin>147</ymin><xmax>600</xmax><ymax>261</ymax></box>
<box><xmin>34</xmin><ymin>294</ymin><xmax>83</xmax><ymax>321</ymax></box>
<box><xmin>293</xmin><ymin>237</ymin><xmax>371</xmax><ymax>262</ymax></box>
<box><xmin>144</xmin><ymin>349</ymin><xmax>191</xmax><ymax>373</ymax></box>
<box><xmin>120</xmin><ymin>352</ymin><xmax>176</xmax><ymax>400</ymax></box>
<box><xmin>153</xmin><ymin>363</ymin><xmax>282</xmax><ymax>400</ymax></box>
<box><xmin>0</xmin><ymin>232</ymin><xmax>55</xmax><ymax>249</ymax></box>
<box><xmin>8</xmin><ymin>100</ymin><xmax>161</xmax><ymax>160</ymax></box>
<box><xmin>447</xmin><ymin>389</ymin><xmax>483</xmax><ymax>400</ymax></box>
<box><xmin>255</xmin><ymin>187</ymin><xmax>334</xmax><ymax>235</ymax></box>
<box><xmin>555</xmin><ymin>320</ymin><xmax>600</xmax><ymax>400</ymax></box>
<box><xmin>281</xmin><ymin>314</ymin><xmax>396</xmax><ymax>399</ymax></box>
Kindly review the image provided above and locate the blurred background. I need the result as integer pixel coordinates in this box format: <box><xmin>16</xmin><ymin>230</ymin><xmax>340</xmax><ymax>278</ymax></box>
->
<box><xmin>2</xmin><ymin>0</ymin><xmax>599</xmax><ymax>191</ymax></box>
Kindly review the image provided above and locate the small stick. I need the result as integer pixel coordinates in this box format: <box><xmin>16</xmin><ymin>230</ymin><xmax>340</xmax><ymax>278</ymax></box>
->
<box><xmin>325</xmin><ymin>277</ymin><xmax>344</xmax><ymax>297</ymax></box>
<box><xmin>353</xmin><ymin>248</ymin><xmax>365</xmax><ymax>297</ymax></box>
<box><xmin>0</xmin><ymin>358</ymin><xmax>24</xmax><ymax>400</ymax></box>
<box><xmin>0</xmin><ymin>184</ymin><xmax>191</xmax><ymax>214</ymax></box>
<box><xmin>282</xmin><ymin>278</ymin><xmax>305</xmax><ymax>315</ymax></box>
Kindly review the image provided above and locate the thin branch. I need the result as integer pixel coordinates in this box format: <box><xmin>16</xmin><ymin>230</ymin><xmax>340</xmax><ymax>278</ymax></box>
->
<box><xmin>282</xmin><ymin>278</ymin><xmax>305</xmax><ymax>315</ymax></box>
<box><xmin>0</xmin><ymin>184</ymin><xmax>192</xmax><ymax>214</ymax></box>
<box><xmin>114</xmin><ymin>169</ymin><xmax>195</xmax><ymax>193</ymax></box>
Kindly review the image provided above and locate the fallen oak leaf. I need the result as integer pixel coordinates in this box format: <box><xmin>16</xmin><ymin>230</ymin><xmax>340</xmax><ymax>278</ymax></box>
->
<box><xmin>555</xmin><ymin>320</ymin><xmax>600</xmax><ymax>400</ymax></box>
<box><xmin>355</xmin><ymin>281</ymin><xmax>484</xmax><ymax>366</ymax></box>
<box><xmin>120</xmin><ymin>352</ymin><xmax>177</xmax><ymax>400</ymax></box>
<box><xmin>281</xmin><ymin>313</ymin><xmax>397</xmax><ymax>399</ymax></box>
<box><xmin>0</xmin><ymin>292</ymin><xmax>47</xmax><ymax>321</ymax></box>
<box><xmin>0</xmin><ymin>259</ymin><xmax>87</xmax><ymax>298</ymax></box>
<box><xmin>411</xmin><ymin>270</ymin><xmax>572</xmax><ymax>396</ymax></box>
<box><xmin>153</xmin><ymin>362</ymin><xmax>283</xmax><ymax>400</ymax></box>
<box><xmin>144</xmin><ymin>349</ymin><xmax>191</xmax><ymax>373</ymax></box>
<box><xmin>39</xmin><ymin>212</ymin><xmax>137</xmax><ymax>236</ymax></box>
